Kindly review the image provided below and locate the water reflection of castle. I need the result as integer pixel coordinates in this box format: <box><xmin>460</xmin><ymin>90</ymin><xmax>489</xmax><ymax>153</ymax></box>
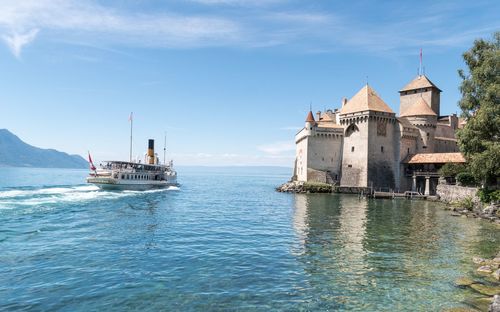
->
<box><xmin>291</xmin><ymin>195</ymin><xmax>479</xmax><ymax>309</ymax></box>
<box><xmin>293</xmin><ymin>74</ymin><xmax>465</xmax><ymax>194</ymax></box>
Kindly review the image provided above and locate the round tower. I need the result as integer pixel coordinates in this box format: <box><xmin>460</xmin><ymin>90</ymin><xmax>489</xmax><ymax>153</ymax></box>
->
<box><xmin>305</xmin><ymin>110</ymin><xmax>316</xmax><ymax>132</ymax></box>
<box><xmin>400</xmin><ymin>97</ymin><xmax>437</xmax><ymax>153</ymax></box>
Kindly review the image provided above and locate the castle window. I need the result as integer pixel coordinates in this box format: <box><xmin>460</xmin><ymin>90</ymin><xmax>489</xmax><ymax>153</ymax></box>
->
<box><xmin>423</xmin><ymin>146</ymin><xmax>427</xmax><ymax>149</ymax></box>
<box><xmin>381</xmin><ymin>146</ymin><xmax>384</xmax><ymax>153</ymax></box>
<box><xmin>348</xmin><ymin>165</ymin><xmax>352</xmax><ymax>168</ymax></box>
<box><xmin>407</xmin><ymin>148</ymin><xmax>410</xmax><ymax>154</ymax></box>
<box><xmin>322</xmin><ymin>157</ymin><xmax>324</xmax><ymax>161</ymax></box>
<box><xmin>427</xmin><ymin>132</ymin><xmax>430</xmax><ymax>138</ymax></box>
<box><xmin>351</xmin><ymin>146</ymin><xmax>355</xmax><ymax>152</ymax></box>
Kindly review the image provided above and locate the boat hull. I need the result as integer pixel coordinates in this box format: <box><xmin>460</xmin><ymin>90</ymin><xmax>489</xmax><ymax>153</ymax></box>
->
<box><xmin>87</xmin><ymin>177</ymin><xmax>177</xmax><ymax>191</ymax></box>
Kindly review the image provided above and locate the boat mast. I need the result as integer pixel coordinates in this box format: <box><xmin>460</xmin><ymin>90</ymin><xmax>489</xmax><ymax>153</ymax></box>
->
<box><xmin>163</xmin><ymin>131</ymin><xmax>167</xmax><ymax>165</ymax></box>
<box><xmin>129</xmin><ymin>112</ymin><xmax>133</xmax><ymax>162</ymax></box>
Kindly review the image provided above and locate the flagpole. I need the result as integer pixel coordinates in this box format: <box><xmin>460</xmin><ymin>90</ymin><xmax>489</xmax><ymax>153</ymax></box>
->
<box><xmin>129</xmin><ymin>112</ymin><xmax>133</xmax><ymax>162</ymax></box>
<box><xmin>419</xmin><ymin>48</ymin><xmax>423</xmax><ymax>76</ymax></box>
<box><xmin>163</xmin><ymin>131</ymin><xmax>167</xmax><ymax>165</ymax></box>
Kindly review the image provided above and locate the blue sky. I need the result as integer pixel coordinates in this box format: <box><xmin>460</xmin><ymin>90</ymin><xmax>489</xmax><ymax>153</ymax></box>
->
<box><xmin>0</xmin><ymin>0</ymin><xmax>498</xmax><ymax>166</ymax></box>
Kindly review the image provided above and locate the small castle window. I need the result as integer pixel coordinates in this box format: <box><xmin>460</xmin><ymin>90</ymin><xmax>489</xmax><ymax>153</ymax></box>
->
<box><xmin>351</xmin><ymin>146</ymin><xmax>355</xmax><ymax>152</ymax></box>
<box><xmin>426</xmin><ymin>132</ymin><xmax>430</xmax><ymax>137</ymax></box>
<box><xmin>348</xmin><ymin>165</ymin><xmax>352</xmax><ymax>168</ymax></box>
<box><xmin>423</xmin><ymin>146</ymin><xmax>427</xmax><ymax>149</ymax></box>
<box><xmin>322</xmin><ymin>157</ymin><xmax>325</xmax><ymax>161</ymax></box>
<box><xmin>381</xmin><ymin>146</ymin><xmax>384</xmax><ymax>153</ymax></box>
<box><xmin>407</xmin><ymin>148</ymin><xmax>410</xmax><ymax>154</ymax></box>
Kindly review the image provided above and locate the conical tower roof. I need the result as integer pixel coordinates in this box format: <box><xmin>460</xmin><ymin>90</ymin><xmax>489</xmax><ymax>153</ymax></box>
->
<box><xmin>400</xmin><ymin>97</ymin><xmax>437</xmax><ymax>117</ymax></box>
<box><xmin>400</xmin><ymin>75</ymin><xmax>442</xmax><ymax>92</ymax></box>
<box><xmin>340</xmin><ymin>85</ymin><xmax>394</xmax><ymax>114</ymax></box>
<box><xmin>305</xmin><ymin>111</ymin><xmax>315</xmax><ymax>122</ymax></box>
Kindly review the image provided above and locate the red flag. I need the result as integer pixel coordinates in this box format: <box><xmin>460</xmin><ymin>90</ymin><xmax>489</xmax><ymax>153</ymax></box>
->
<box><xmin>88</xmin><ymin>151</ymin><xmax>96</xmax><ymax>171</ymax></box>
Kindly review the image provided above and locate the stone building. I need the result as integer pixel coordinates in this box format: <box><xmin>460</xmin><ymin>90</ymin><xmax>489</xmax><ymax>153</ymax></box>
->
<box><xmin>293</xmin><ymin>74</ymin><xmax>463</xmax><ymax>194</ymax></box>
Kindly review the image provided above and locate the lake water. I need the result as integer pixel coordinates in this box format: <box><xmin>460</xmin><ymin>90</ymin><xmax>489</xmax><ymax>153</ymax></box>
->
<box><xmin>0</xmin><ymin>167</ymin><xmax>498</xmax><ymax>311</ymax></box>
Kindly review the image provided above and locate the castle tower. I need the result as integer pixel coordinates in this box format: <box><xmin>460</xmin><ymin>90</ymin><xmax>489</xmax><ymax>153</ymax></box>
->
<box><xmin>400</xmin><ymin>97</ymin><xmax>437</xmax><ymax>153</ymax></box>
<box><xmin>339</xmin><ymin>85</ymin><xmax>399</xmax><ymax>189</ymax></box>
<box><xmin>399</xmin><ymin>75</ymin><xmax>441</xmax><ymax>116</ymax></box>
<box><xmin>294</xmin><ymin>110</ymin><xmax>344</xmax><ymax>183</ymax></box>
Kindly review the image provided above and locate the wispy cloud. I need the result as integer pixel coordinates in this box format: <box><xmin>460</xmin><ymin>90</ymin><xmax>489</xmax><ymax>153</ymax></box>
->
<box><xmin>2</xmin><ymin>28</ymin><xmax>39</xmax><ymax>58</ymax></box>
<box><xmin>0</xmin><ymin>0</ymin><xmax>497</xmax><ymax>57</ymax></box>
<box><xmin>169</xmin><ymin>151</ymin><xmax>293</xmax><ymax>166</ymax></box>
<box><xmin>0</xmin><ymin>0</ymin><xmax>241</xmax><ymax>56</ymax></box>
<box><xmin>257</xmin><ymin>141</ymin><xmax>294</xmax><ymax>155</ymax></box>
<box><xmin>280</xmin><ymin>126</ymin><xmax>301</xmax><ymax>131</ymax></box>
<box><xmin>189</xmin><ymin>0</ymin><xmax>283</xmax><ymax>6</ymax></box>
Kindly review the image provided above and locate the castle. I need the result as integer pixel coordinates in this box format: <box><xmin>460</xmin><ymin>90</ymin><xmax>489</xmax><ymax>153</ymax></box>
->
<box><xmin>293</xmin><ymin>74</ymin><xmax>465</xmax><ymax>194</ymax></box>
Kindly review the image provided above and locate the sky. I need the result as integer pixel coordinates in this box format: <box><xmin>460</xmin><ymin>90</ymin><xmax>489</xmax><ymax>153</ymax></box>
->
<box><xmin>0</xmin><ymin>0</ymin><xmax>498</xmax><ymax>167</ymax></box>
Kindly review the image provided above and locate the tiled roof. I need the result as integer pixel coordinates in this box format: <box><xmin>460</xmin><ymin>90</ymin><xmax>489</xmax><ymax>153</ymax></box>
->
<box><xmin>400</xmin><ymin>75</ymin><xmax>442</xmax><ymax>92</ymax></box>
<box><xmin>305</xmin><ymin>111</ymin><xmax>315</xmax><ymax>122</ymax></box>
<box><xmin>400</xmin><ymin>97</ymin><xmax>437</xmax><ymax>117</ymax></box>
<box><xmin>319</xmin><ymin>112</ymin><xmax>333</xmax><ymax>121</ymax></box>
<box><xmin>434</xmin><ymin>136</ymin><xmax>457</xmax><ymax>142</ymax></box>
<box><xmin>397</xmin><ymin>117</ymin><xmax>418</xmax><ymax>130</ymax></box>
<box><xmin>317</xmin><ymin>122</ymin><xmax>343</xmax><ymax>129</ymax></box>
<box><xmin>340</xmin><ymin>85</ymin><xmax>394</xmax><ymax>114</ymax></box>
<box><xmin>405</xmin><ymin>152</ymin><xmax>465</xmax><ymax>164</ymax></box>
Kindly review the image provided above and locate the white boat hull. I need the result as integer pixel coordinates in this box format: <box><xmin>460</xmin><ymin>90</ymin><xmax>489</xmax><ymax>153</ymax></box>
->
<box><xmin>87</xmin><ymin>177</ymin><xmax>178</xmax><ymax>191</ymax></box>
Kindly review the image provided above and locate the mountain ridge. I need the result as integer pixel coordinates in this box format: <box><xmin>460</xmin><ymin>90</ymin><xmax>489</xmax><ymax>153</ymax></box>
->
<box><xmin>0</xmin><ymin>129</ymin><xmax>88</xmax><ymax>169</ymax></box>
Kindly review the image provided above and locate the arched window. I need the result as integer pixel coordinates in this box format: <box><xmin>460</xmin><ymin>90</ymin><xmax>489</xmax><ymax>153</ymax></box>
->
<box><xmin>345</xmin><ymin>123</ymin><xmax>359</xmax><ymax>137</ymax></box>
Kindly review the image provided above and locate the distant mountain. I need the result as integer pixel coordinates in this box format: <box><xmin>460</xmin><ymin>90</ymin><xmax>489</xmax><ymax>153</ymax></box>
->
<box><xmin>0</xmin><ymin>129</ymin><xmax>88</xmax><ymax>169</ymax></box>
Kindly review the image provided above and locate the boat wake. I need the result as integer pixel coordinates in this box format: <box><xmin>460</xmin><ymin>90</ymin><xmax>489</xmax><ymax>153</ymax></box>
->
<box><xmin>0</xmin><ymin>184</ymin><xmax>179</xmax><ymax>210</ymax></box>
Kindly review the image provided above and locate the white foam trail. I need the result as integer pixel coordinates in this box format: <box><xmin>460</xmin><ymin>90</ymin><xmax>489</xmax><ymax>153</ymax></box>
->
<box><xmin>0</xmin><ymin>185</ymin><xmax>100</xmax><ymax>199</ymax></box>
<box><xmin>0</xmin><ymin>184</ymin><xmax>178</xmax><ymax>208</ymax></box>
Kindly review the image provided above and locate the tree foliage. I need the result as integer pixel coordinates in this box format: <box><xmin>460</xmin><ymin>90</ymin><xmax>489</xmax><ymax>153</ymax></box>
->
<box><xmin>457</xmin><ymin>32</ymin><xmax>500</xmax><ymax>186</ymax></box>
<box><xmin>438</xmin><ymin>163</ymin><xmax>467</xmax><ymax>177</ymax></box>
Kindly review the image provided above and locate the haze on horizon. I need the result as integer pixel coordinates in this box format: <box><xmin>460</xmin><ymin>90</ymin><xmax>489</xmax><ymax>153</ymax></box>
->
<box><xmin>0</xmin><ymin>0</ymin><xmax>498</xmax><ymax>166</ymax></box>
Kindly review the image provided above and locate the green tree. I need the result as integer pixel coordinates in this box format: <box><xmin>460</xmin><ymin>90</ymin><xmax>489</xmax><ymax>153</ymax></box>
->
<box><xmin>438</xmin><ymin>163</ymin><xmax>467</xmax><ymax>177</ymax></box>
<box><xmin>457</xmin><ymin>32</ymin><xmax>500</xmax><ymax>186</ymax></box>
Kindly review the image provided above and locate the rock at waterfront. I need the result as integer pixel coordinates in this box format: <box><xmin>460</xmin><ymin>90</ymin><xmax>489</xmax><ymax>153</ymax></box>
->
<box><xmin>470</xmin><ymin>283</ymin><xmax>500</xmax><ymax>296</ymax></box>
<box><xmin>490</xmin><ymin>295</ymin><xmax>500</xmax><ymax>312</ymax></box>
<box><xmin>483</xmin><ymin>205</ymin><xmax>498</xmax><ymax>216</ymax></box>
<box><xmin>493</xmin><ymin>269</ymin><xmax>500</xmax><ymax>281</ymax></box>
<box><xmin>443</xmin><ymin>307</ymin><xmax>480</xmax><ymax>312</ymax></box>
<box><xmin>478</xmin><ymin>266</ymin><xmax>494</xmax><ymax>274</ymax></box>
<box><xmin>473</xmin><ymin>257</ymin><xmax>487</xmax><ymax>265</ymax></box>
<box><xmin>456</xmin><ymin>277</ymin><xmax>475</xmax><ymax>286</ymax></box>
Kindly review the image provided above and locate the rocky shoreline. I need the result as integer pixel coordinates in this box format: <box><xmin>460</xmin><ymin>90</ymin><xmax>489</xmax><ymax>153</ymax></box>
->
<box><xmin>451</xmin><ymin>253</ymin><xmax>500</xmax><ymax>312</ymax></box>
<box><xmin>446</xmin><ymin>202</ymin><xmax>500</xmax><ymax>225</ymax></box>
<box><xmin>276</xmin><ymin>181</ymin><xmax>335</xmax><ymax>193</ymax></box>
<box><xmin>276</xmin><ymin>181</ymin><xmax>500</xmax><ymax>224</ymax></box>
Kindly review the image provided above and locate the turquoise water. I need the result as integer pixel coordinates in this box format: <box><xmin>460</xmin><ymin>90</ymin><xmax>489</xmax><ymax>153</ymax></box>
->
<box><xmin>0</xmin><ymin>167</ymin><xmax>499</xmax><ymax>311</ymax></box>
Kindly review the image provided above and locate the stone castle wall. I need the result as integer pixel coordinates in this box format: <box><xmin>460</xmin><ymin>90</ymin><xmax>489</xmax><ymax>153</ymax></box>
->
<box><xmin>341</xmin><ymin>119</ymin><xmax>369</xmax><ymax>187</ymax></box>
<box><xmin>307</xmin><ymin>133</ymin><xmax>343</xmax><ymax>182</ymax></box>
<box><xmin>366</xmin><ymin>115</ymin><xmax>399</xmax><ymax>189</ymax></box>
<box><xmin>436</xmin><ymin>184</ymin><xmax>479</xmax><ymax>203</ymax></box>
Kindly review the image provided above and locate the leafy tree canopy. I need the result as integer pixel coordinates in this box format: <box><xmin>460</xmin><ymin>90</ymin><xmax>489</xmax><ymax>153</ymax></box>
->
<box><xmin>457</xmin><ymin>32</ymin><xmax>500</xmax><ymax>186</ymax></box>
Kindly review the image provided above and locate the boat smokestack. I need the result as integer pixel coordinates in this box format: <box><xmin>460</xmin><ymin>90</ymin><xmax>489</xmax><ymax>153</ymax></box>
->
<box><xmin>148</xmin><ymin>139</ymin><xmax>155</xmax><ymax>164</ymax></box>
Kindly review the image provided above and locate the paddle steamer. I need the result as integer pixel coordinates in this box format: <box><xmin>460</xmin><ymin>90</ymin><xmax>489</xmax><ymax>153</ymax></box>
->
<box><xmin>87</xmin><ymin>139</ymin><xmax>177</xmax><ymax>190</ymax></box>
